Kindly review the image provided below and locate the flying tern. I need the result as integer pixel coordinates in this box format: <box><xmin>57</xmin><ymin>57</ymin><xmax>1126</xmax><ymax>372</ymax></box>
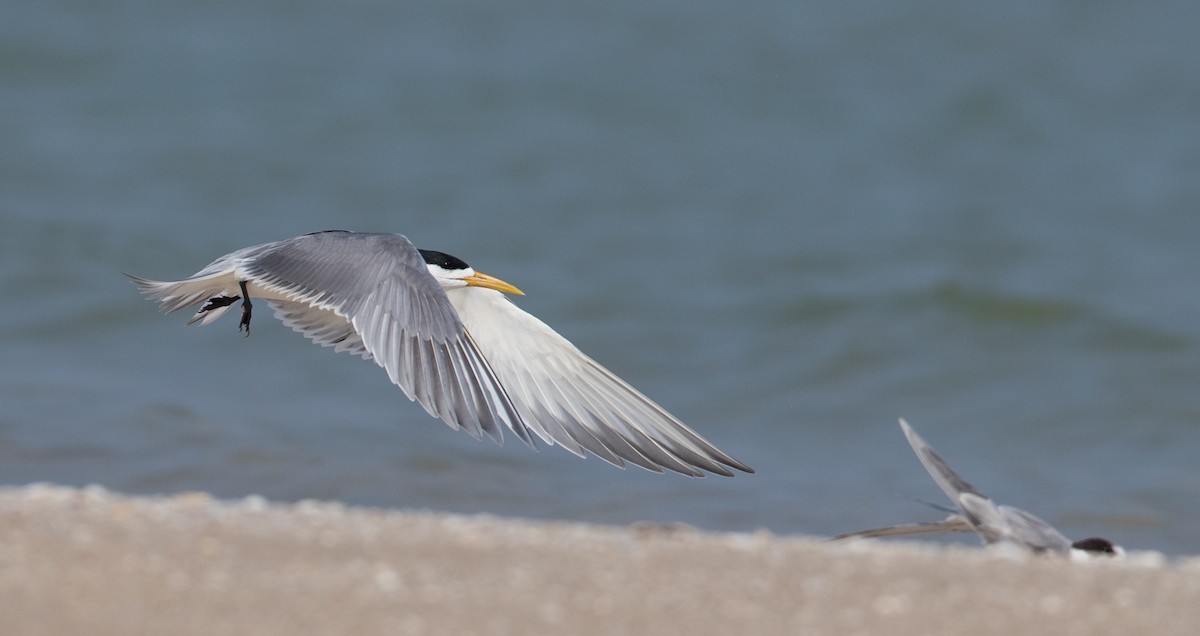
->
<box><xmin>129</xmin><ymin>230</ymin><xmax>751</xmax><ymax>477</ymax></box>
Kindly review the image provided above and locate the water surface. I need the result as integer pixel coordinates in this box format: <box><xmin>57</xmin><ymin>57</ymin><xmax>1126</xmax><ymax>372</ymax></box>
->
<box><xmin>3</xmin><ymin>0</ymin><xmax>1199</xmax><ymax>554</ymax></box>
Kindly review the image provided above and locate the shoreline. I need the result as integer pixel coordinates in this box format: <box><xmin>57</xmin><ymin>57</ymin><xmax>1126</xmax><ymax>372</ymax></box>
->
<box><xmin>2</xmin><ymin>483</ymin><xmax>1198</xmax><ymax>635</ymax></box>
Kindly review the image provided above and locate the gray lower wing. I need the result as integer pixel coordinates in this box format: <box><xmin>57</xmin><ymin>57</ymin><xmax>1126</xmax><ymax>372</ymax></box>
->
<box><xmin>829</xmin><ymin>515</ymin><xmax>975</xmax><ymax>542</ymax></box>
<box><xmin>268</xmin><ymin>300</ymin><xmax>370</xmax><ymax>359</ymax></box>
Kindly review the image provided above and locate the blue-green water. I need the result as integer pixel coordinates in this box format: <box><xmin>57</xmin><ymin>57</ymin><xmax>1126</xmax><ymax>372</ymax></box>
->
<box><xmin>3</xmin><ymin>1</ymin><xmax>1199</xmax><ymax>554</ymax></box>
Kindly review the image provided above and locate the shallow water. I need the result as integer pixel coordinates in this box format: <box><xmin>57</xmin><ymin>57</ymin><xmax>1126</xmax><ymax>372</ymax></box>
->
<box><xmin>3</xmin><ymin>0</ymin><xmax>1200</xmax><ymax>554</ymax></box>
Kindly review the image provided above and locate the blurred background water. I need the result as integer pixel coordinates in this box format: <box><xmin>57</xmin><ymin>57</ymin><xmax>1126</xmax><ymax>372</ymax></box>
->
<box><xmin>3</xmin><ymin>0</ymin><xmax>1199</xmax><ymax>554</ymax></box>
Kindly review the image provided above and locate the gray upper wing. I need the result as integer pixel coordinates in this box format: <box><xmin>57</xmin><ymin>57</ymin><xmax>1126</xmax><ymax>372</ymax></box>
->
<box><xmin>240</xmin><ymin>231</ymin><xmax>527</xmax><ymax>443</ymax></box>
<box><xmin>899</xmin><ymin>419</ymin><xmax>989</xmax><ymax>506</ymax></box>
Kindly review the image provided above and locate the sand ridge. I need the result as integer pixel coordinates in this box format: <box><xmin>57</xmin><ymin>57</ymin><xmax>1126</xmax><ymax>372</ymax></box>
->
<box><xmin>1</xmin><ymin>484</ymin><xmax>1197</xmax><ymax>635</ymax></box>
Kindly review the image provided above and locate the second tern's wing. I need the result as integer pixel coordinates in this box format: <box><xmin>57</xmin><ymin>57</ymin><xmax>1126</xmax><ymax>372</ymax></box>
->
<box><xmin>899</xmin><ymin>419</ymin><xmax>989</xmax><ymax>507</ymax></box>
<box><xmin>829</xmin><ymin>515</ymin><xmax>975</xmax><ymax>542</ymax></box>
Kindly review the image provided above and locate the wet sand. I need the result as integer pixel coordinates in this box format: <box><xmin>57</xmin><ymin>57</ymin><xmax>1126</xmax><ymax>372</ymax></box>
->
<box><xmin>2</xmin><ymin>484</ymin><xmax>1197</xmax><ymax>635</ymax></box>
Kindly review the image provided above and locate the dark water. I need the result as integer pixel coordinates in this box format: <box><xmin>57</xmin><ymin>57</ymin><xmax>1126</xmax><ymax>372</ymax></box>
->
<box><xmin>3</xmin><ymin>1</ymin><xmax>1200</xmax><ymax>555</ymax></box>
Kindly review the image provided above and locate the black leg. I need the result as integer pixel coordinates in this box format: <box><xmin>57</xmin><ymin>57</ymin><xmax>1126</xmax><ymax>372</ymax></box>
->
<box><xmin>238</xmin><ymin>280</ymin><xmax>253</xmax><ymax>336</ymax></box>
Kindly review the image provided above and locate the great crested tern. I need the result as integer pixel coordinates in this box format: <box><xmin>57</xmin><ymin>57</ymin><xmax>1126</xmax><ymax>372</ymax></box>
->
<box><xmin>831</xmin><ymin>419</ymin><xmax>1120</xmax><ymax>558</ymax></box>
<box><xmin>129</xmin><ymin>230</ymin><xmax>751</xmax><ymax>477</ymax></box>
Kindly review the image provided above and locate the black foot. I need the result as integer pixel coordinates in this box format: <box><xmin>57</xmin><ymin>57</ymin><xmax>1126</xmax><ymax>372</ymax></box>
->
<box><xmin>238</xmin><ymin>280</ymin><xmax>253</xmax><ymax>336</ymax></box>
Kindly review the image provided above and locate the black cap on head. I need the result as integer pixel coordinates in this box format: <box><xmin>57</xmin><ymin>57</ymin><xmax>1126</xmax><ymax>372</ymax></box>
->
<box><xmin>1071</xmin><ymin>537</ymin><xmax>1118</xmax><ymax>554</ymax></box>
<box><xmin>419</xmin><ymin>249</ymin><xmax>470</xmax><ymax>271</ymax></box>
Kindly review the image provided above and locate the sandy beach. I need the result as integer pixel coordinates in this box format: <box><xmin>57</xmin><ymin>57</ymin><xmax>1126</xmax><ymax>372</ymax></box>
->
<box><xmin>1</xmin><ymin>484</ymin><xmax>1197</xmax><ymax>636</ymax></box>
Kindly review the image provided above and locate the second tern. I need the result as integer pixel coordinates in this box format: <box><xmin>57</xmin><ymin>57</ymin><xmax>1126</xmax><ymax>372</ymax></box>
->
<box><xmin>832</xmin><ymin>419</ymin><xmax>1120</xmax><ymax>558</ymax></box>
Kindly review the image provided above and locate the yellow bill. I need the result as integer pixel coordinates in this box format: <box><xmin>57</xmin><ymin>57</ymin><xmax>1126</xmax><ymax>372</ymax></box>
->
<box><xmin>463</xmin><ymin>271</ymin><xmax>524</xmax><ymax>295</ymax></box>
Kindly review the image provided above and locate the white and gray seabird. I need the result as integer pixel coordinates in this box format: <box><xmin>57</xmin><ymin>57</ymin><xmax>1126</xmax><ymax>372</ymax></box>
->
<box><xmin>129</xmin><ymin>230</ymin><xmax>751</xmax><ymax>477</ymax></box>
<box><xmin>831</xmin><ymin>419</ymin><xmax>1120</xmax><ymax>558</ymax></box>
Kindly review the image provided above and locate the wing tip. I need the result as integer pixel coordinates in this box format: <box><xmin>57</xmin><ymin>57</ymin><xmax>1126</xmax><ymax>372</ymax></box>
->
<box><xmin>124</xmin><ymin>272</ymin><xmax>162</xmax><ymax>294</ymax></box>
